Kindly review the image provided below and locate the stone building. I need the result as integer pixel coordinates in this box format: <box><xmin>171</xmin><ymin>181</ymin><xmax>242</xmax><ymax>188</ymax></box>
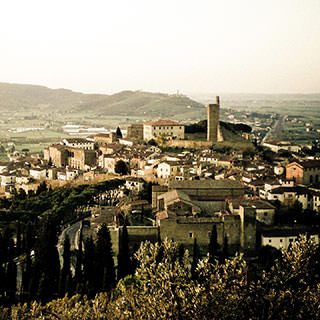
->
<box><xmin>68</xmin><ymin>148</ymin><xmax>97</xmax><ymax>170</ymax></box>
<box><xmin>143</xmin><ymin>120</ymin><xmax>184</xmax><ymax>141</ymax></box>
<box><xmin>44</xmin><ymin>145</ymin><xmax>96</xmax><ymax>171</ymax></box>
<box><xmin>207</xmin><ymin>96</ymin><xmax>223</xmax><ymax>142</ymax></box>
<box><xmin>44</xmin><ymin>145</ymin><xmax>69</xmax><ymax>167</ymax></box>
<box><xmin>62</xmin><ymin>138</ymin><xmax>95</xmax><ymax>150</ymax></box>
<box><xmin>93</xmin><ymin>133</ymin><xmax>117</xmax><ymax>145</ymax></box>
<box><xmin>286</xmin><ymin>160</ymin><xmax>320</xmax><ymax>185</ymax></box>
<box><xmin>168</xmin><ymin>180</ymin><xmax>246</xmax><ymax>201</ymax></box>
<box><xmin>153</xmin><ymin>180</ymin><xmax>256</xmax><ymax>254</ymax></box>
<box><xmin>127</xmin><ymin>124</ymin><xmax>144</xmax><ymax>141</ymax></box>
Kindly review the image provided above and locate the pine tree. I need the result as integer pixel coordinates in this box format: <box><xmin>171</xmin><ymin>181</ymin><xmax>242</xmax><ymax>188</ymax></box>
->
<box><xmin>117</xmin><ymin>224</ymin><xmax>132</xmax><ymax>280</ymax></box>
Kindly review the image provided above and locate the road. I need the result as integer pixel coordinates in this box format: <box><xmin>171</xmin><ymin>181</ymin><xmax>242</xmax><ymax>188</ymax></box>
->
<box><xmin>262</xmin><ymin>115</ymin><xmax>286</xmax><ymax>143</ymax></box>
<box><xmin>57</xmin><ymin>221</ymin><xmax>82</xmax><ymax>269</ymax></box>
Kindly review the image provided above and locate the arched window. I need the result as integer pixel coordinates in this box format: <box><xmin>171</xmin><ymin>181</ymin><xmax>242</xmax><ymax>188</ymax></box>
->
<box><xmin>310</xmin><ymin>175</ymin><xmax>313</xmax><ymax>184</ymax></box>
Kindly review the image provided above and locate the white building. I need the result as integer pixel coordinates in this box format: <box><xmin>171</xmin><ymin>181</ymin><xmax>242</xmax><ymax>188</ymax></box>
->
<box><xmin>62</xmin><ymin>138</ymin><xmax>94</xmax><ymax>150</ymax></box>
<box><xmin>262</xmin><ymin>229</ymin><xmax>319</xmax><ymax>250</ymax></box>
<box><xmin>143</xmin><ymin>120</ymin><xmax>184</xmax><ymax>141</ymax></box>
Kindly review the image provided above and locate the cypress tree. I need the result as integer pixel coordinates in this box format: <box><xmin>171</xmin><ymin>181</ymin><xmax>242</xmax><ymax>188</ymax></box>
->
<box><xmin>95</xmin><ymin>224</ymin><xmax>115</xmax><ymax>292</ymax></box>
<box><xmin>16</xmin><ymin>222</ymin><xmax>22</xmax><ymax>256</ymax></box>
<box><xmin>5</xmin><ymin>258</ymin><xmax>17</xmax><ymax>302</ymax></box>
<box><xmin>22</xmin><ymin>249</ymin><xmax>32</xmax><ymax>299</ymax></box>
<box><xmin>34</xmin><ymin>218</ymin><xmax>60</xmax><ymax>301</ymax></box>
<box><xmin>59</xmin><ymin>235</ymin><xmax>72</xmax><ymax>296</ymax></box>
<box><xmin>221</xmin><ymin>235</ymin><xmax>229</xmax><ymax>262</ymax></box>
<box><xmin>116</xmin><ymin>126</ymin><xmax>122</xmax><ymax>138</ymax></box>
<box><xmin>74</xmin><ymin>232</ymin><xmax>83</xmax><ymax>294</ymax></box>
<box><xmin>191</xmin><ymin>238</ymin><xmax>200</xmax><ymax>279</ymax></box>
<box><xmin>117</xmin><ymin>224</ymin><xmax>132</xmax><ymax>280</ymax></box>
<box><xmin>83</xmin><ymin>237</ymin><xmax>95</xmax><ymax>297</ymax></box>
<box><xmin>208</xmin><ymin>224</ymin><xmax>219</xmax><ymax>263</ymax></box>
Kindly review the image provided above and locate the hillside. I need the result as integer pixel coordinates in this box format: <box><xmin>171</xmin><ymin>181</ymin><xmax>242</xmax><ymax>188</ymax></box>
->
<box><xmin>0</xmin><ymin>83</ymin><xmax>204</xmax><ymax>119</ymax></box>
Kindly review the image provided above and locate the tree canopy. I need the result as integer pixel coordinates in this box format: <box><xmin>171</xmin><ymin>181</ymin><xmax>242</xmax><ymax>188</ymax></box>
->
<box><xmin>3</xmin><ymin>236</ymin><xmax>320</xmax><ymax>319</ymax></box>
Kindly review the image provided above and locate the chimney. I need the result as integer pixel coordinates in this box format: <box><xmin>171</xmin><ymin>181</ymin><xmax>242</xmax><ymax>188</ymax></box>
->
<box><xmin>216</xmin><ymin>96</ymin><xmax>220</xmax><ymax>105</ymax></box>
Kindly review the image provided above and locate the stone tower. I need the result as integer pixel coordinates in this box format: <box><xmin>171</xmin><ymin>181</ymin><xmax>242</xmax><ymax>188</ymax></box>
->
<box><xmin>207</xmin><ymin>96</ymin><xmax>220</xmax><ymax>142</ymax></box>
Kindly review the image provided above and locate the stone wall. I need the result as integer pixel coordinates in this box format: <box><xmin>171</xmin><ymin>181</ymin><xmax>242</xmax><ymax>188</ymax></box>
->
<box><xmin>110</xmin><ymin>226</ymin><xmax>159</xmax><ymax>257</ymax></box>
<box><xmin>160</xmin><ymin>217</ymin><xmax>224</xmax><ymax>254</ymax></box>
<box><xmin>164</xmin><ymin>140</ymin><xmax>214</xmax><ymax>149</ymax></box>
<box><xmin>127</xmin><ymin>124</ymin><xmax>144</xmax><ymax>140</ymax></box>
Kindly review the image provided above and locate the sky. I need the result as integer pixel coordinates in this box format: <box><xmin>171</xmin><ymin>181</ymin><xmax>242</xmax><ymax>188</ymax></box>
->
<box><xmin>0</xmin><ymin>0</ymin><xmax>319</xmax><ymax>94</ymax></box>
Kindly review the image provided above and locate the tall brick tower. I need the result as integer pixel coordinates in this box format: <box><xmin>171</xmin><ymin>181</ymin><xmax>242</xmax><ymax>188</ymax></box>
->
<box><xmin>207</xmin><ymin>96</ymin><xmax>220</xmax><ymax>142</ymax></box>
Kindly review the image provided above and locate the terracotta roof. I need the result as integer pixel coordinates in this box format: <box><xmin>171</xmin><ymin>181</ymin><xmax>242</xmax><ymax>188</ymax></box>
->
<box><xmin>144</xmin><ymin>120</ymin><xmax>183</xmax><ymax>126</ymax></box>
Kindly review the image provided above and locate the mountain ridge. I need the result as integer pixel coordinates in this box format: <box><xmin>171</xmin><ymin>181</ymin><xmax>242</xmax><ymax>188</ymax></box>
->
<box><xmin>0</xmin><ymin>83</ymin><xmax>204</xmax><ymax>119</ymax></box>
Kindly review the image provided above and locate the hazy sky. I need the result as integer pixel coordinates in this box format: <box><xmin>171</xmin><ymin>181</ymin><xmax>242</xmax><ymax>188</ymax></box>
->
<box><xmin>1</xmin><ymin>0</ymin><xmax>319</xmax><ymax>94</ymax></box>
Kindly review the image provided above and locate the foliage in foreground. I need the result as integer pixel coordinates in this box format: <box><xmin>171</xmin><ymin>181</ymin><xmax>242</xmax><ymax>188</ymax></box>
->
<box><xmin>2</xmin><ymin>237</ymin><xmax>320</xmax><ymax>320</ymax></box>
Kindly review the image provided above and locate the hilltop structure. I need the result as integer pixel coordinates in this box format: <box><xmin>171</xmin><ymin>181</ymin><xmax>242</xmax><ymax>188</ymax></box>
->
<box><xmin>143</xmin><ymin>120</ymin><xmax>185</xmax><ymax>141</ymax></box>
<box><xmin>207</xmin><ymin>96</ymin><xmax>223</xmax><ymax>142</ymax></box>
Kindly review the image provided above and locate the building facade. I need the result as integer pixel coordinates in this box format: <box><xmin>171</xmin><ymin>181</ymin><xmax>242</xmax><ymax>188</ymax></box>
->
<box><xmin>143</xmin><ymin>120</ymin><xmax>184</xmax><ymax>141</ymax></box>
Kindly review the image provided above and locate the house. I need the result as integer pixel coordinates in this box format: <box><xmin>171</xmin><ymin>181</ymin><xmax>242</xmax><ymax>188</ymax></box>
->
<box><xmin>143</xmin><ymin>120</ymin><xmax>184</xmax><ymax>141</ymax></box>
<box><xmin>263</xmin><ymin>140</ymin><xmax>301</xmax><ymax>153</ymax></box>
<box><xmin>239</xmin><ymin>199</ymin><xmax>276</xmax><ymax>225</ymax></box>
<box><xmin>157</xmin><ymin>161</ymin><xmax>181</xmax><ymax>179</ymax></box>
<box><xmin>29</xmin><ymin>167</ymin><xmax>47</xmax><ymax>180</ymax></box>
<box><xmin>125</xmin><ymin>177</ymin><xmax>145</xmax><ymax>192</ymax></box>
<box><xmin>264</xmin><ymin>186</ymin><xmax>310</xmax><ymax>208</ymax></box>
<box><xmin>261</xmin><ymin>228</ymin><xmax>320</xmax><ymax>250</ymax></box>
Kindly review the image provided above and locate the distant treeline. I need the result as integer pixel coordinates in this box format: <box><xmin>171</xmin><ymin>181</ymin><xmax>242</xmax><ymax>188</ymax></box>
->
<box><xmin>185</xmin><ymin>119</ymin><xmax>252</xmax><ymax>134</ymax></box>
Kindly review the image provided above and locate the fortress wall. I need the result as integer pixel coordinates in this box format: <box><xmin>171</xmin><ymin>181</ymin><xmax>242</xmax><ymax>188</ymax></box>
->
<box><xmin>164</xmin><ymin>140</ymin><xmax>214</xmax><ymax>149</ymax></box>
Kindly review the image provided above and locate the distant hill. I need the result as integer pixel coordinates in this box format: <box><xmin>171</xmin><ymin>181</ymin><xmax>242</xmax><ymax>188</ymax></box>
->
<box><xmin>0</xmin><ymin>83</ymin><xmax>204</xmax><ymax>119</ymax></box>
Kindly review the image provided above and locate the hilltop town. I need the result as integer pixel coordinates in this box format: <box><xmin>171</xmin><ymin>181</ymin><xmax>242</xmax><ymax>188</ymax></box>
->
<box><xmin>1</xmin><ymin>96</ymin><xmax>319</xmax><ymax>259</ymax></box>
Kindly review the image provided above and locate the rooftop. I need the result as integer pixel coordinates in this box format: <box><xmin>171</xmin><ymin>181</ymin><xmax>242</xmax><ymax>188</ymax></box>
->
<box><xmin>144</xmin><ymin>120</ymin><xmax>183</xmax><ymax>126</ymax></box>
<box><xmin>169</xmin><ymin>179</ymin><xmax>244</xmax><ymax>190</ymax></box>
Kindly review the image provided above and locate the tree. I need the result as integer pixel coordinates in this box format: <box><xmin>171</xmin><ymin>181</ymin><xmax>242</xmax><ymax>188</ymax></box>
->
<box><xmin>59</xmin><ymin>235</ymin><xmax>72</xmax><ymax>296</ymax></box>
<box><xmin>117</xmin><ymin>224</ymin><xmax>132</xmax><ymax>280</ymax></box>
<box><xmin>208</xmin><ymin>224</ymin><xmax>219</xmax><ymax>262</ymax></box>
<box><xmin>83</xmin><ymin>237</ymin><xmax>96</xmax><ymax>297</ymax></box>
<box><xmin>94</xmin><ymin>224</ymin><xmax>115</xmax><ymax>292</ymax></box>
<box><xmin>116</xmin><ymin>126</ymin><xmax>122</xmax><ymax>138</ymax></box>
<box><xmin>3</xmin><ymin>237</ymin><xmax>320</xmax><ymax>319</ymax></box>
<box><xmin>74</xmin><ymin>233</ymin><xmax>83</xmax><ymax>294</ymax></box>
<box><xmin>34</xmin><ymin>218</ymin><xmax>60</xmax><ymax>301</ymax></box>
<box><xmin>191</xmin><ymin>238</ymin><xmax>200</xmax><ymax>279</ymax></box>
<box><xmin>115</xmin><ymin>160</ymin><xmax>129</xmax><ymax>176</ymax></box>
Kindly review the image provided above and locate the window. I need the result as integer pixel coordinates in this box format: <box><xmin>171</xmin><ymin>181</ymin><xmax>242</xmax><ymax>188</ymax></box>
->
<box><xmin>289</xmin><ymin>238</ymin><xmax>293</xmax><ymax>243</ymax></box>
<box><xmin>264</xmin><ymin>212</ymin><xmax>268</xmax><ymax>216</ymax></box>
<box><xmin>269</xmin><ymin>239</ymin><xmax>272</xmax><ymax>243</ymax></box>
<box><xmin>208</xmin><ymin>231</ymin><xmax>212</xmax><ymax>238</ymax></box>
<box><xmin>189</xmin><ymin>232</ymin><xmax>193</xmax><ymax>238</ymax></box>
<box><xmin>280</xmin><ymin>239</ymin><xmax>283</xmax><ymax>243</ymax></box>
